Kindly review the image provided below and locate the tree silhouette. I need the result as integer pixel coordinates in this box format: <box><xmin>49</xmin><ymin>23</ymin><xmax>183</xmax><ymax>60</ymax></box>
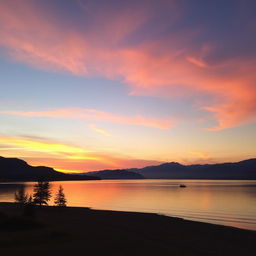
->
<box><xmin>54</xmin><ymin>185</ymin><xmax>67</xmax><ymax>207</ymax></box>
<box><xmin>14</xmin><ymin>187</ymin><xmax>28</xmax><ymax>204</ymax></box>
<box><xmin>27</xmin><ymin>195</ymin><xmax>33</xmax><ymax>204</ymax></box>
<box><xmin>33</xmin><ymin>181</ymin><xmax>51</xmax><ymax>206</ymax></box>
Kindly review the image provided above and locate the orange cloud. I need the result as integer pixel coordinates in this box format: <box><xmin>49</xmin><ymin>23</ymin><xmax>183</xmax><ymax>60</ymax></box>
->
<box><xmin>0</xmin><ymin>1</ymin><xmax>255</xmax><ymax>130</ymax></box>
<box><xmin>0</xmin><ymin>108</ymin><xmax>174</xmax><ymax>129</ymax></box>
<box><xmin>0</xmin><ymin>136</ymin><xmax>162</xmax><ymax>172</ymax></box>
<box><xmin>0</xmin><ymin>136</ymin><xmax>92</xmax><ymax>155</ymax></box>
<box><xmin>203</xmin><ymin>86</ymin><xmax>256</xmax><ymax>131</ymax></box>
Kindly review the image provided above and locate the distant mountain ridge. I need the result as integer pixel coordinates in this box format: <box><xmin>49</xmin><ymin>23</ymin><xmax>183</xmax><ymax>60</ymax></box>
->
<box><xmin>0</xmin><ymin>156</ymin><xmax>99</xmax><ymax>181</ymax></box>
<box><xmin>85</xmin><ymin>169</ymin><xmax>144</xmax><ymax>179</ymax></box>
<box><xmin>1</xmin><ymin>156</ymin><xmax>256</xmax><ymax>181</ymax></box>
<box><xmin>85</xmin><ymin>158</ymin><xmax>256</xmax><ymax>180</ymax></box>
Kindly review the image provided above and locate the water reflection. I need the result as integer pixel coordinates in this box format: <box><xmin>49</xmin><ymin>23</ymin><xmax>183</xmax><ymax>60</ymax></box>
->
<box><xmin>0</xmin><ymin>183</ymin><xmax>25</xmax><ymax>202</ymax></box>
<box><xmin>0</xmin><ymin>180</ymin><xmax>255</xmax><ymax>230</ymax></box>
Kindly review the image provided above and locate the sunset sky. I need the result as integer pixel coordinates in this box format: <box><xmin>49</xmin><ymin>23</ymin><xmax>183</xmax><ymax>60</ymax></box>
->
<box><xmin>0</xmin><ymin>0</ymin><xmax>255</xmax><ymax>172</ymax></box>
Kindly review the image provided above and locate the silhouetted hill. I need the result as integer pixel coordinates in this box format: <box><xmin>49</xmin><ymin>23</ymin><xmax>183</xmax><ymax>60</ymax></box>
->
<box><xmin>85</xmin><ymin>169</ymin><xmax>144</xmax><ymax>179</ymax></box>
<box><xmin>132</xmin><ymin>159</ymin><xmax>256</xmax><ymax>179</ymax></box>
<box><xmin>85</xmin><ymin>158</ymin><xmax>256</xmax><ymax>180</ymax></box>
<box><xmin>0</xmin><ymin>156</ymin><xmax>99</xmax><ymax>181</ymax></box>
<box><xmin>2</xmin><ymin>156</ymin><xmax>255</xmax><ymax>180</ymax></box>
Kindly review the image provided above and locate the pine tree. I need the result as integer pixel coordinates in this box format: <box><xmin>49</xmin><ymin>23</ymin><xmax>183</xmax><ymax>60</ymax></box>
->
<box><xmin>27</xmin><ymin>195</ymin><xmax>33</xmax><ymax>204</ymax></box>
<box><xmin>23</xmin><ymin>194</ymin><xmax>36</xmax><ymax>218</ymax></box>
<box><xmin>54</xmin><ymin>185</ymin><xmax>67</xmax><ymax>207</ymax></box>
<box><xmin>33</xmin><ymin>181</ymin><xmax>51</xmax><ymax>206</ymax></box>
<box><xmin>14</xmin><ymin>187</ymin><xmax>28</xmax><ymax>204</ymax></box>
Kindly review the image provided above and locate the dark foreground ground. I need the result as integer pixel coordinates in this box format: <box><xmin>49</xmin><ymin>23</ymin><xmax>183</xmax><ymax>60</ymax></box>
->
<box><xmin>0</xmin><ymin>203</ymin><xmax>255</xmax><ymax>256</ymax></box>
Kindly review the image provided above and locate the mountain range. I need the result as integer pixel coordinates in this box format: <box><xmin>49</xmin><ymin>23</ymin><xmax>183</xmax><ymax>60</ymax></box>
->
<box><xmin>84</xmin><ymin>159</ymin><xmax>256</xmax><ymax>180</ymax></box>
<box><xmin>0</xmin><ymin>156</ymin><xmax>256</xmax><ymax>181</ymax></box>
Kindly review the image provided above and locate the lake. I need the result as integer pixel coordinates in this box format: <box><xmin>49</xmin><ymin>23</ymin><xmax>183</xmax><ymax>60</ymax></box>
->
<box><xmin>0</xmin><ymin>179</ymin><xmax>255</xmax><ymax>230</ymax></box>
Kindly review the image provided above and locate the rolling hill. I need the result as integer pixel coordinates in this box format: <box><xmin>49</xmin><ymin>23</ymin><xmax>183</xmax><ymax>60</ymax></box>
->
<box><xmin>0</xmin><ymin>156</ymin><xmax>99</xmax><ymax>181</ymax></box>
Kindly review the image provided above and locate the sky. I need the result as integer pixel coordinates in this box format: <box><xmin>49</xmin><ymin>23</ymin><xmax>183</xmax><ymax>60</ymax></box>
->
<box><xmin>0</xmin><ymin>0</ymin><xmax>255</xmax><ymax>172</ymax></box>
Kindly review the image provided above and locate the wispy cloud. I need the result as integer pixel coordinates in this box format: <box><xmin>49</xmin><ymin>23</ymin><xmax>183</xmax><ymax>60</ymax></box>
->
<box><xmin>0</xmin><ymin>136</ymin><xmax>92</xmax><ymax>155</ymax></box>
<box><xmin>0</xmin><ymin>108</ymin><xmax>174</xmax><ymax>129</ymax></box>
<box><xmin>0</xmin><ymin>1</ymin><xmax>255</xmax><ymax>130</ymax></box>
<box><xmin>89</xmin><ymin>124</ymin><xmax>111</xmax><ymax>136</ymax></box>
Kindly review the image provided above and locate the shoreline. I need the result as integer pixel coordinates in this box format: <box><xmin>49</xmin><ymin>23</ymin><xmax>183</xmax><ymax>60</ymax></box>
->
<box><xmin>0</xmin><ymin>202</ymin><xmax>255</xmax><ymax>255</ymax></box>
<box><xmin>1</xmin><ymin>200</ymin><xmax>255</xmax><ymax>231</ymax></box>
<box><xmin>84</xmin><ymin>206</ymin><xmax>256</xmax><ymax>232</ymax></box>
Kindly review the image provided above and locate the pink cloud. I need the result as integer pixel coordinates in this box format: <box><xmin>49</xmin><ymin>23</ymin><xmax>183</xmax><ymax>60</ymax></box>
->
<box><xmin>0</xmin><ymin>1</ymin><xmax>255</xmax><ymax>130</ymax></box>
<box><xmin>0</xmin><ymin>108</ymin><xmax>174</xmax><ymax>129</ymax></box>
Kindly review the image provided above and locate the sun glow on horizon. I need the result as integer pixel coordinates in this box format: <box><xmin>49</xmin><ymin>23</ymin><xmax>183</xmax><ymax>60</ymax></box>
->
<box><xmin>55</xmin><ymin>168</ymin><xmax>82</xmax><ymax>174</ymax></box>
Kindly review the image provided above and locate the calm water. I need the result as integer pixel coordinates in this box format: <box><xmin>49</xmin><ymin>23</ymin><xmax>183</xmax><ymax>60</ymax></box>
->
<box><xmin>0</xmin><ymin>179</ymin><xmax>256</xmax><ymax>230</ymax></box>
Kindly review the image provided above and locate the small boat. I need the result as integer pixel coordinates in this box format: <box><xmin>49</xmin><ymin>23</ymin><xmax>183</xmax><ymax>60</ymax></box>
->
<box><xmin>179</xmin><ymin>184</ymin><xmax>186</xmax><ymax>188</ymax></box>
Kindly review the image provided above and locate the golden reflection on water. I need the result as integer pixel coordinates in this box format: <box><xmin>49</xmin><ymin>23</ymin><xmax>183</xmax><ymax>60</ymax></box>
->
<box><xmin>0</xmin><ymin>180</ymin><xmax>255</xmax><ymax>230</ymax></box>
